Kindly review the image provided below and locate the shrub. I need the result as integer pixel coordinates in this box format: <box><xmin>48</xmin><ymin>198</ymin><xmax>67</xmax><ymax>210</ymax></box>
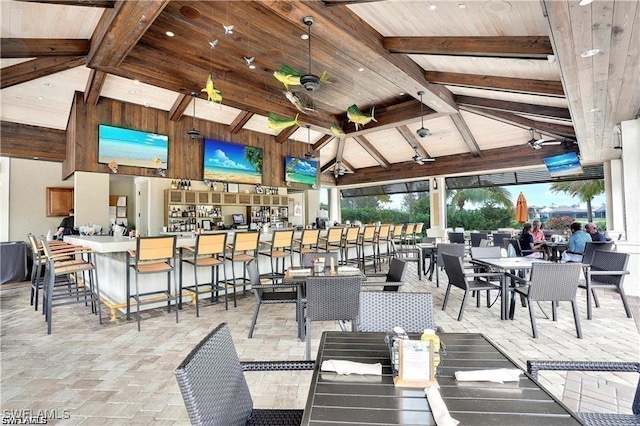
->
<box><xmin>545</xmin><ymin>215</ymin><xmax>574</xmax><ymax>230</ymax></box>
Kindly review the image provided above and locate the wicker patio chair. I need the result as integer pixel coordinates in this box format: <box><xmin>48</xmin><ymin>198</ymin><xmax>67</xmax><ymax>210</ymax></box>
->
<box><xmin>355</xmin><ymin>291</ymin><xmax>440</xmax><ymax>333</ymax></box>
<box><xmin>448</xmin><ymin>231</ymin><xmax>465</xmax><ymax>244</ymax></box>
<box><xmin>247</xmin><ymin>260</ymin><xmax>298</xmax><ymax>339</ymax></box>
<box><xmin>581</xmin><ymin>250</ymin><xmax>631</xmax><ymax>320</ymax></box>
<box><xmin>441</xmin><ymin>252</ymin><xmax>502</xmax><ymax>321</ymax></box>
<box><xmin>304</xmin><ymin>275</ymin><xmax>362</xmax><ymax>360</ymax></box>
<box><xmin>509</xmin><ymin>262</ymin><xmax>583</xmax><ymax>338</ymax></box>
<box><xmin>302</xmin><ymin>251</ymin><xmax>340</xmax><ymax>268</ymax></box>
<box><xmin>527</xmin><ymin>360</ymin><xmax>640</xmax><ymax>426</ymax></box>
<box><xmin>362</xmin><ymin>257</ymin><xmax>407</xmax><ymax>292</ymax></box>
<box><xmin>433</xmin><ymin>243</ymin><xmax>466</xmax><ymax>286</ymax></box>
<box><xmin>175</xmin><ymin>322</ymin><xmax>314</xmax><ymax>426</ymax></box>
<box><xmin>470</xmin><ymin>232</ymin><xmax>489</xmax><ymax>247</ymax></box>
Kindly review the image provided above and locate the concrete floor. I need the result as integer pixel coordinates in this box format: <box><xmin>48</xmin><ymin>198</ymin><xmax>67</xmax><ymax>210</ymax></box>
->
<box><xmin>1</xmin><ymin>261</ymin><xmax>638</xmax><ymax>424</ymax></box>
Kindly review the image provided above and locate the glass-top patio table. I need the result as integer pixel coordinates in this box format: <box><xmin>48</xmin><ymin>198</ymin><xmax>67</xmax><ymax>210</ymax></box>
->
<box><xmin>471</xmin><ymin>257</ymin><xmax>551</xmax><ymax>320</ymax></box>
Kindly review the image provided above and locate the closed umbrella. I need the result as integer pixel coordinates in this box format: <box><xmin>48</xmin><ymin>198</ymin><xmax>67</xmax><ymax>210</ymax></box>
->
<box><xmin>515</xmin><ymin>192</ymin><xmax>528</xmax><ymax>223</ymax></box>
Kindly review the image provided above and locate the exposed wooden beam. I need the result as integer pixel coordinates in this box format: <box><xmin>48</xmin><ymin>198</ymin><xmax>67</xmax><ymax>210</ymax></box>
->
<box><xmin>353</xmin><ymin>135</ymin><xmax>390</xmax><ymax>169</ymax></box>
<box><xmin>337</xmin><ymin>143</ymin><xmax>575</xmax><ymax>186</ymax></box>
<box><xmin>1</xmin><ymin>38</ymin><xmax>90</xmax><ymax>58</ymax></box>
<box><xmin>275</xmin><ymin>126</ymin><xmax>299</xmax><ymax>144</ymax></box>
<box><xmin>460</xmin><ymin>106</ymin><xmax>576</xmax><ymax>139</ymax></box>
<box><xmin>83</xmin><ymin>69</ymin><xmax>107</xmax><ymax>105</ymax></box>
<box><xmin>260</xmin><ymin>1</ymin><xmax>458</xmax><ymax>114</ymax></box>
<box><xmin>455</xmin><ymin>95</ymin><xmax>572</xmax><ymax>121</ymax></box>
<box><xmin>0</xmin><ymin>56</ymin><xmax>86</xmax><ymax>89</ymax></box>
<box><xmin>397</xmin><ymin>125</ymin><xmax>431</xmax><ymax>159</ymax></box>
<box><xmin>322</xmin><ymin>0</ymin><xmax>384</xmax><ymax>6</ymax></box>
<box><xmin>426</xmin><ymin>71</ymin><xmax>564</xmax><ymax>97</ymax></box>
<box><xmin>228</xmin><ymin>111</ymin><xmax>254</xmax><ymax>134</ymax></box>
<box><xmin>16</xmin><ymin>0</ymin><xmax>115</xmax><ymax>7</ymax></box>
<box><xmin>340</xmin><ymin>159</ymin><xmax>355</xmax><ymax>173</ymax></box>
<box><xmin>450</xmin><ymin>113</ymin><xmax>482</xmax><ymax>157</ymax></box>
<box><xmin>0</xmin><ymin>121</ymin><xmax>66</xmax><ymax>161</ymax></box>
<box><xmin>321</xmin><ymin>158</ymin><xmax>337</xmax><ymax>174</ymax></box>
<box><xmin>383</xmin><ymin>36</ymin><xmax>552</xmax><ymax>59</ymax></box>
<box><xmin>87</xmin><ymin>0</ymin><xmax>169</xmax><ymax>69</ymax></box>
<box><xmin>312</xmin><ymin>134</ymin><xmax>333</xmax><ymax>151</ymax></box>
<box><xmin>168</xmin><ymin>93</ymin><xmax>191</xmax><ymax>122</ymax></box>
<box><xmin>335</xmin><ymin>136</ymin><xmax>346</xmax><ymax>164</ymax></box>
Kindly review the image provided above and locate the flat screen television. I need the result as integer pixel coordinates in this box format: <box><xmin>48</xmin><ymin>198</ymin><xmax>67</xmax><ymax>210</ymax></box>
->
<box><xmin>98</xmin><ymin>124</ymin><xmax>168</xmax><ymax>169</ymax></box>
<box><xmin>232</xmin><ymin>214</ymin><xmax>244</xmax><ymax>225</ymax></box>
<box><xmin>543</xmin><ymin>152</ymin><xmax>583</xmax><ymax>177</ymax></box>
<box><xmin>203</xmin><ymin>139</ymin><xmax>262</xmax><ymax>184</ymax></box>
<box><xmin>284</xmin><ymin>156</ymin><xmax>318</xmax><ymax>186</ymax></box>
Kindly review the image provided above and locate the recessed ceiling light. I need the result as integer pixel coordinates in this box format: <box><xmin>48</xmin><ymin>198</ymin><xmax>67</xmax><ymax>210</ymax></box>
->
<box><xmin>578</xmin><ymin>0</ymin><xmax>594</xmax><ymax>5</ymax></box>
<box><xmin>301</xmin><ymin>34</ymin><xmax>309</xmax><ymax>40</ymax></box>
<box><xmin>144</xmin><ymin>102</ymin><xmax>151</xmax><ymax>108</ymax></box>
<box><xmin>358</xmin><ymin>67</ymin><xmax>365</xmax><ymax>72</ymax></box>
<box><xmin>249</xmin><ymin>64</ymin><xmax>256</xmax><ymax>69</ymax></box>
<box><xmin>587</xmin><ymin>107</ymin><xmax>600</xmax><ymax>112</ymax></box>
<box><xmin>33</xmin><ymin>157</ymin><xmax>39</xmax><ymax>160</ymax></box>
<box><xmin>42</xmin><ymin>81</ymin><xmax>51</xmax><ymax>87</ymax></box>
<box><xmin>129</xmin><ymin>89</ymin><xmax>136</xmax><ymax>94</ymax></box>
<box><xmin>399</xmin><ymin>92</ymin><xmax>405</xmax><ymax>96</ymax></box>
<box><xmin>133</xmin><ymin>79</ymin><xmax>140</xmax><ymax>85</ymax></box>
<box><xmin>38</xmin><ymin>96</ymin><xmax>45</xmax><ymax>100</ymax></box>
<box><xmin>428</xmin><ymin>4</ymin><xmax>438</xmax><ymax>10</ymax></box>
<box><xmin>165</xmin><ymin>31</ymin><xmax>175</xmax><ymax>37</ymax></box>
<box><xmin>458</xmin><ymin>3</ymin><xmax>467</xmax><ymax>9</ymax></box>
<box><xmin>581</xmin><ymin>48</ymin><xmax>600</xmax><ymax>57</ymax></box>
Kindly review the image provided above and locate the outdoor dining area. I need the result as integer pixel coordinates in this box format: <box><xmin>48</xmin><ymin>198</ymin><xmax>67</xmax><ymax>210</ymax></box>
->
<box><xmin>1</xmin><ymin>222</ymin><xmax>638</xmax><ymax>425</ymax></box>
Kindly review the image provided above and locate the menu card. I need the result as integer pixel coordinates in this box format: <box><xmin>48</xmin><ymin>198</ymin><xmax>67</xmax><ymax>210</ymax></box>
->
<box><xmin>394</xmin><ymin>339</ymin><xmax>437</xmax><ymax>388</ymax></box>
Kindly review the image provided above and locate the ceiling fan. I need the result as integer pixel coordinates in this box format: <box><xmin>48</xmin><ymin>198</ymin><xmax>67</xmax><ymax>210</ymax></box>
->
<box><xmin>526</xmin><ymin>129</ymin><xmax>562</xmax><ymax>150</ymax></box>
<box><xmin>416</xmin><ymin>91</ymin><xmax>431</xmax><ymax>138</ymax></box>
<box><xmin>187</xmin><ymin>92</ymin><xmax>203</xmax><ymax>140</ymax></box>
<box><xmin>300</xmin><ymin>17</ymin><xmax>323</xmax><ymax>92</ymax></box>
<box><xmin>304</xmin><ymin>125</ymin><xmax>317</xmax><ymax>159</ymax></box>
<box><xmin>412</xmin><ymin>145</ymin><xmax>435</xmax><ymax>165</ymax></box>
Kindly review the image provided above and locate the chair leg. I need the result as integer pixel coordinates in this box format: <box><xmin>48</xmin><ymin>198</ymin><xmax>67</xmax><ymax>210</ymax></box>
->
<box><xmin>571</xmin><ymin>300</ymin><xmax>582</xmax><ymax>338</ymax></box>
<box><xmin>442</xmin><ymin>284</ymin><xmax>452</xmax><ymax>310</ymax></box>
<box><xmin>551</xmin><ymin>301</ymin><xmax>557</xmax><ymax>321</ymax></box>
<box><xmin>248</xmin><ymin>302</ymin><xmax>260</xmax><ymax>338</ymax></box>
<box><xmin>509</xmin><ymin>290</ymin><xmax>517</xmax><ymax>320</ymax></box>
<box><xmin>135</xmin><ymin>273</ymin><xmax>141</xmax><ymax>332</ymax></box>
<box><xmin>591</xmin><ymin>288</ymin><xmax>600</xmax><ymax>308</ymax></box>
<box><xmin>585</xmin><ymin>281</ymin><xmax>594</xmax><ymax>320</ymax></box>
<box><xmin>618</xmin><ymin>287</ymin><xmax>633</xmax><ymax>318</ymax></box>
<box><xmin>527</xmin><ymin>298</ymin><xmax>538</xmax><ymax>338</ymax></box>
<box><xmin>458</xmin><ymin>291</ymin><xmax>470</xmax><ymax>321</ymax></box>
<box><xmin>193</xmin><ymin>263</ymin><xmax>200</xmax><ymax>317</ymax></box>
<box><xmin>305</xmin><ymin>319</ymin><xmax>311</xmax><ymax>360</ymax></box>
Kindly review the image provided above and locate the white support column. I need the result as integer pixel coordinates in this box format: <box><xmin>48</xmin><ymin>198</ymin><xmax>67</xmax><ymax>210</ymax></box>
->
<box><xmin>329</xmin><ymin>187</ymin><xmax>341</xmax><ymax>224</ymax></box>
<box><xmin>604</xmin><ymin>160</ymin><xmax>625</xmax><ymax>237</ymax></box>
<box><xmin>429</xmin><ymin>177</ymin><xmax>446</xmax><ymax>235</ymax></box>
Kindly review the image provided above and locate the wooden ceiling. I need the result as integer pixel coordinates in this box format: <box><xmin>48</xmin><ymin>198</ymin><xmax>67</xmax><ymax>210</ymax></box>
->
<box><xmin>1</xmin><ymin>0</ymin><xmax>637</xmax><ymax>187</ymax></box>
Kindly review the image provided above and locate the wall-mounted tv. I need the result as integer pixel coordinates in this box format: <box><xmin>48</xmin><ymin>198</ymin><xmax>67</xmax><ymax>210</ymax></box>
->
<box><xmin>203</xmin><ymin>139</ymin><xmax>262</xmax><ymax>184</ymax></box>
<box><xmin>543</xmin><ymin>152</ymin><xmax>583</xmax><ymax>178</ymax></box>
<box><xmin>285</xmin><ymin>156</ymin><xmax>318</xmax><ymax>185</ymax></box>
<box><xmin>98</xmin><ymin>124</ymin><xmax>168</xmax><ymax>169</ymax></box>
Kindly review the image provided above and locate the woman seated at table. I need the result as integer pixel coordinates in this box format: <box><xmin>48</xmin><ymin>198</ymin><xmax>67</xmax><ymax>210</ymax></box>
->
<box><xmin>561</xmin><ymin>222</ymin><xmax>592</xmax><ymax>263</ymax></box>
<box><xmin>519</xmin><ymin>223</ymin><xmax>545</xmax><ymax>259</ymax></box>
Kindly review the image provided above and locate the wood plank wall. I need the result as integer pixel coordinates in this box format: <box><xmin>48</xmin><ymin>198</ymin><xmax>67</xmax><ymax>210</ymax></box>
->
<box><xmin>65</xmin><ymin>91</ymin><xmax>308</xmax><ymax>186</ymax></box>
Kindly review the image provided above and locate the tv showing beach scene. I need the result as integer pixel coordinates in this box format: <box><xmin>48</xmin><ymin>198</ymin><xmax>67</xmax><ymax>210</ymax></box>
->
<box><xmin>203</xmin><ymin>139</ymin><xmax>262</xmax><ymax>184</ymax></box>
<box><xmin>98</xmin><ymin>125</ymin><xmax>168</xmax><ymax>169</ymax></box>
<box><xmin>543</xmin><ymin>152</ymin><xmax>583</xmax><ymax>177</ymax></box>
<box><xmin>285</xmin><ymin>156</ymin><xmax>318</xmax><ymax>185</ymax></box>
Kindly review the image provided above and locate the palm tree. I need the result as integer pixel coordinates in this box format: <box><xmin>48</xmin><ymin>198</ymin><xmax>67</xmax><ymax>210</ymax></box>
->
<box><xmin>448</xmin><ymin>187</ymin><xmax>513</xmax><ymax>211</ymax></box>
<box><xmin>243</xmin><ymin>146</ymin><xmax>263</xmax><ymax>173</ymax></box>
<box><xmin>550</xmin><ymin>180</ymin><xmax>604</xmax><ymax>222</ymax></box>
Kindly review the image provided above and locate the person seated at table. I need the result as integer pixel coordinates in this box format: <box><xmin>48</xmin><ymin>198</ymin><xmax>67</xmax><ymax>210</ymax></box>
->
<box><xmin>561</xmin><ymin>222</ymin><xmax>592</xmax><ymax>263</ymax></box>
<box><xmin>585</xmin><ymin>222</ymin><xmax>606</xmax><ymax>242</ymax></box>
<box><xmin>519</xmin><ymin>223</ymin><xmax>545</xmax><ymax>259</ymax></box>
<box><xmin>531</xmin><ymin>220</ymin><xmax>546</xmax><ymax>242</ymax></box>
<box><xmin>55</xmin><ymin>208</ymin><xmax>76</xmax><ymax>240</ymax></box>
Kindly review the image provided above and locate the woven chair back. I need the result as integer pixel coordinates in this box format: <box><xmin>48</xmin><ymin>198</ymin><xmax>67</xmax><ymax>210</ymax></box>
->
<box><xmin>528</xmin><ymin>263</ymin><xmax>582</xmax><ymax>301</ymax></box>
<box><xmin>356</xmin><ymin>292</ymin><xmax>436</xmax><ymax>333</ymax></box>
<box><xmin>590</xmin><ymin>251</ymin><xmax>630</xmax><ymax>286</ymax></box>
<box><xmin>306</xmin><ymin>276</ymin><xmax>361</xmax><ymax>322</ymax></box>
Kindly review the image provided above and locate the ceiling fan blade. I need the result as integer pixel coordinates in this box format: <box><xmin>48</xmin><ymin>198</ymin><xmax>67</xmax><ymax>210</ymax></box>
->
<box><xmin>540</xmin><ymin>140</ymin><xmax>562</xmax><ymax>145</ymax></box>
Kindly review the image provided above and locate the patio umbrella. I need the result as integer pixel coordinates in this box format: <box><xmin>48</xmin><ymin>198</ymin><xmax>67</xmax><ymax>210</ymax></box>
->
<box><xmin>515</xmin><ymin>192</ymin><xmax>528</xmax><ymax>223</ymax></box>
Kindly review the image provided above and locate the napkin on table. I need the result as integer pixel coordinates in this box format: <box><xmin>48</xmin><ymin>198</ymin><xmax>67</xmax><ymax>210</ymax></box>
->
<box><xmin>321</xmin><ymin>359</ymin><xmax>382</xmax><ymax>375</ymax></box>
<box><xmin>425</xmin><ymin>386</ymin><xmax>459</xmax><ymax>426</ymax></box>
<box><xmin>288</xmin><ymin>268</ymin><xmax>312</xmax><ymax>276</ymax></box>
<box><xmin>454</xmin><ymin>368</ymin><xmax>522</xmax><ymax>383</ymax></box>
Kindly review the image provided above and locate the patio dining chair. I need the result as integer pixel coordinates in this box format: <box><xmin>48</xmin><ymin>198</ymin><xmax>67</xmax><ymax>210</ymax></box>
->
<box><xmin>509</xmin><ymin>262</ymin><xmax>583</xmax><ymax>338</ymax></box>
<box><xmin>362</xmin><ymin>257</ymin><xmax>407</xmax><ymax>292</ymax></box>
<box><xmin>527</xmin><ymin>360</ymin><xmax>640</xmax><ymax>426</ymax></box>
<box><xmin>581</xmin><ymin>250</ymin><xmax>631</xmax><ymax>320</ymax></box>
<box><xmin>432</xmin><ymin>243</ymin><xmax>466</xmax><ymax>286</ymax></box>
<box><xmin>175</xmin><ymin>323</ymin><xmax>314</xmax><ymax>426</ymax></box>
<box><xmin>441</xmin><ymin>252</ymin><xmax>502</xmax><ymax>321</ymax></box>
<box><xmin>355</xmin><ymin>291</ymin><xmax>440</xmax><ymax>333</ymax></box>
<box><xmin>470</xmin><ymin>232</ymin><xmax>488</xmax><ymax>247</ymax></box>
<box><xmin>304</xmin><ymin>275</ymin><xmax>361</xmax><ymax>360</ymax></box>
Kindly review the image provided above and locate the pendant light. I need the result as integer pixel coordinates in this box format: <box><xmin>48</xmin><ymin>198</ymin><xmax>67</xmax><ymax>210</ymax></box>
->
<box><xmin>416</xmin><ymin>91</ymin><xmax>430</xmax><ymax>138</ymax></box>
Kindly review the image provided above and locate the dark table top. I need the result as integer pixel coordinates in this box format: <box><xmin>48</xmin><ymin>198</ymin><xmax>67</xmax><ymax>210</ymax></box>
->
<box><xmin>302</xmin><ymin>331</ymin><xmax>583</xmax><ymax>425</ymax></box>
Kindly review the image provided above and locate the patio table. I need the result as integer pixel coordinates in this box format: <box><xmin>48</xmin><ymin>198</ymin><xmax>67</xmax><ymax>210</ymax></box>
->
<box><xmin>471</xmin><ymin>257</ymin><xmax>551</xmax><ymax>320</ymax></box>
<box><xmin>301</xmin><ymin>331</ymin><xmax>583</xmax><ymax>425</ymax></box>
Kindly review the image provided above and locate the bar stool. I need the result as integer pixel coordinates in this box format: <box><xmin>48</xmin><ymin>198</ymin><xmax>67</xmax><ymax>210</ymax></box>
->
<box><xmin>357</xmin><ymin>225</ymin><xmax>377</xmax><ymax>271</ymax></box>
<box><xmin>318</xmin><ymin>227</ymin><xmax>344</xmax><ymax>260</ymax></box>
<box><xmin>374</xmin><ymin>224</ymin><xmax>392</xmax><ymax>271</ymax></box>
<box><xmin>222</xmin><ymin>231</ymin><xmax>260</xmax><ymax>307</ymax></box>
<box><xmin>180</xmin><ymin>232</ymin><xmax>227</xmax><ymax>315</ymax></box>
<box><xmin>340</xmin><ymin>226</ymin><xmax>360</xmax><ymax>266</ymax></box>
<box><xmin>259</xmin><ymin>229</ymin><xmax>294</xmax><ymax>282</ymax></box>
<box><xmin>292</xmin><ymin>229</ymin><xmax>320</xmax><ymax>266</ymax></box>
<box><xmin>401</xmin><ymin>223</ymin><xmax>416</xmax><ymax>246</ymax></box>
<box><xmin>126</xmin><ymin>235</ymin><xmax>178</xmax><ymax>331</ymax></box>
<box><xmin>40</xmin><ymin>238</ymin><xmax>101</xmax><ymax>334</ymax></box>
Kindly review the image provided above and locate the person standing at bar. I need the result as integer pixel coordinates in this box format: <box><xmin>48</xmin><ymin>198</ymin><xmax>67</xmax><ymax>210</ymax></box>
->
<box><xmin>55</xmin><ymin>208</ymin><xmax>76</xmax><ymax>240</ymax></box>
